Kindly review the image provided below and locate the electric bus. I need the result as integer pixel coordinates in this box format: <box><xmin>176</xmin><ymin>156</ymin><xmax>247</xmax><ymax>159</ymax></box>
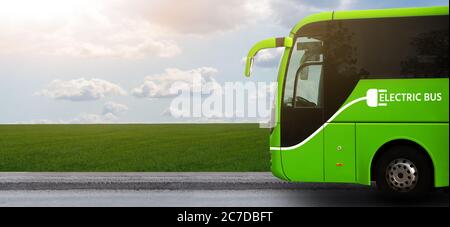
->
<box><xmin>244</xmin><ymin>6</ymin><xmax>449</xmax><ymax>195</ymax></box>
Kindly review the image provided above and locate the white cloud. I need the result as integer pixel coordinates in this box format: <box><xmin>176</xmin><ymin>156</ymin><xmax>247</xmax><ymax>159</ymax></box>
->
<box><xmin>37</xmin><ymin>78</ymin><xmax>127</xmax><ymax>102</ymax></box>
<box><xmin>268</xmin><ymin>0</ymin><xmax>356</xmax><ymax>27</ymax></box>
<box><xmin>123</xmin><ymin>0</ymin><xmax>355</xmax><ymax>35</ymax></box>
<box><xmin>0</xmin><ymin>0</ymin><xmax>181</xmax><ymax>58</ymax></box>
<box><xmin>19</xmin><ymin>102</ymin><xmax>129</xmax><ymax>124</ymax></box>
<box><xmin>132</xmin><ymin>67</ymin><xmax>219</xmax><ymax>98</ymax></box>
<box><xmin>0</xmin><ymin>0</ymin><xmax>272</xmax><ymax>58</ymax></box>
<box><xmin>0</xmin><ymin>0</ymin><xmax>355</xmax><ymax>59</ymax></box>
<box><xmin>13</xmin><ymin>115</ymin><xmax>116</xmax><ymax>124</ymax></box>
<box><xmin>121</xmin><ymin>0</ymin><xmax>272</xmax><ymax>35</ymax></box>
<box><xmin>71</xmin><ymin>112</ymin><xmax>118</xmax><ymax>124</ymax></box>
<box><xmin>103</xmin><ymin>101</ymin><xmax>129</xmax><ymax>115</ymax></box>
<box><xmin>13</xmin><ymin>119</ymin><xmax>67</xmax><ymax>125</ymax></box>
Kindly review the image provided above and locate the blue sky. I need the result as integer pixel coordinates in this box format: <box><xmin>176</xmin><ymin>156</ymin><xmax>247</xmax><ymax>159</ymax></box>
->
<box><xmin>0</xmin><ymin>0</ymin><xmax>448</xmax><ymax>124</ymax></box>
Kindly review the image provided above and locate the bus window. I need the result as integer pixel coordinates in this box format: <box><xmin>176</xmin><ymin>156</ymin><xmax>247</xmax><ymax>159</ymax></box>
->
<box><xmin>326</xmin><ymin>15</ymin><xmax>449</xmax><ymax>80</ymax></box>
<box><xmin>283</xmin><ymin>37</ymin><xmax>324</xmax><ymax>108</ymax></box>
<box><xmin>324</xmin><ymin>15</ymin><xmax>449</xmax><ymax>120</ymax></box>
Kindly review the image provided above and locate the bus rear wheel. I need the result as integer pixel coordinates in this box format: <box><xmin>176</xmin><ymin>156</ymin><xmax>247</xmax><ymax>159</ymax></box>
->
<box><xmin>375</xmin><ymin>145</ymin><xmax>433</xmax><ymax>196</ymax></box>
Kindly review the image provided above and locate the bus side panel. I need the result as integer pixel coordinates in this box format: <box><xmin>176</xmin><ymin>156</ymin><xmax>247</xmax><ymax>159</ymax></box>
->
<box><xmin>282</xmin><ymin>130</ymin><xmax>324</xmax><ymax>182</ymax></box>
<box><xmin>324</xmin><ymin>123</ymin><xmax>356</xmax><ymax>183</ymax></box>
<box><xmin>356</xmin><ymin>123</ymin><xmax>449</xmax><ymax>187</ymax></box>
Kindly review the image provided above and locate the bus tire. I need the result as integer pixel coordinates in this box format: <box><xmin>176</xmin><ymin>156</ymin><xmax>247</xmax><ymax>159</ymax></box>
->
<box><xmin>375</xmin><ymin>145</ymin><xmax>433</xmax><ymax>196</ymax></box>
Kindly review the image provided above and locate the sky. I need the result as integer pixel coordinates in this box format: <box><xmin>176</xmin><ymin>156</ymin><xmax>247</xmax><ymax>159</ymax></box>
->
<box><xmin>0</xmin><ymin>0</ymin><xmax>448</xmax><ymax>124</ymax></box>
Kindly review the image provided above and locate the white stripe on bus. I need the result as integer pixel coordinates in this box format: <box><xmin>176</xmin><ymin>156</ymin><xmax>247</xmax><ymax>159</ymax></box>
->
<box><xmin>270</xmin><ymin>97</ymin><xmax>367</xmax><ymax>151</ymax></box>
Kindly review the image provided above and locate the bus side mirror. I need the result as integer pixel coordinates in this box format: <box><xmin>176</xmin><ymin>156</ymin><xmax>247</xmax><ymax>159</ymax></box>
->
<box><xmin>244</xmin><ymin>37</ymin><xmax>293</xmax><ymax>77</ymax></box>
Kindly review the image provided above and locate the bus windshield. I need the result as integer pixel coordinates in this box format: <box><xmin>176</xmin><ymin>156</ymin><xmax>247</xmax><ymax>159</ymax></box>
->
<box><xmin>283</xmin><ymin>37</ymin><xmax>324</xmax><ymax>108</ymax></box>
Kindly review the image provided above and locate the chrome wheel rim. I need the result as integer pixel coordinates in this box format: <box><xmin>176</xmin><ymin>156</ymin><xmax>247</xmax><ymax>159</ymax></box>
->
<box><xmin>386</xmin><ymin>159</ymin><xmax>418</xmax><ymax>192</ymax></box>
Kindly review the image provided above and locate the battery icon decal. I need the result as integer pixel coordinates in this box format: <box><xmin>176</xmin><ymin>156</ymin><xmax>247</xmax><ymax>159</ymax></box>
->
<box><xmin>366</xmin><ymin>89</ymin><xmax>388</xmax><ymax>107</ymax></box>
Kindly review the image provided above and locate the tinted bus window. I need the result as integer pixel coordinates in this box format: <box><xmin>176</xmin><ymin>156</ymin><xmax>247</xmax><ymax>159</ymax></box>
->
<box><xmin>324</xmin><ymin>15</ymin><xmax>449</xmax><ymax>120</ymax></box>
<box><xmin>327</xmin><ymin>15</ymin><xmax>449</xmax><ymax>80</ymax></box>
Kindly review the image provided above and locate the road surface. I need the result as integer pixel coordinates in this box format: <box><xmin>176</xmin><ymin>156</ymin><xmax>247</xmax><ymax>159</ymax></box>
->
<box><xmin>0</xmin><ymin>173</ymin><xmax>448</xmax><ymax>207</ymax></box>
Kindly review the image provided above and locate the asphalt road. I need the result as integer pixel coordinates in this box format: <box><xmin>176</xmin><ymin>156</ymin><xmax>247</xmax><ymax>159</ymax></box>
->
<box><xmin>0</xmin><ymin>173</ymin><xmax>448</xmax><ymax>207</ymax></box>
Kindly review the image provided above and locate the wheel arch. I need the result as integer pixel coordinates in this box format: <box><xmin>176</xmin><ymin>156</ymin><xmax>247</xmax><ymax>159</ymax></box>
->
<box><xmin>370</xmin><ymin>139</ymin><xmax>435</xmax><ymax>184</ymax></box>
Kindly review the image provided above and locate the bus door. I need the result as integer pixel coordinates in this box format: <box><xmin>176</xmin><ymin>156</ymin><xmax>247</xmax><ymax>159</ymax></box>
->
<box><xmin>321</xmin><ymin>20</ymin><xmax>363</xmax><ymax>183</ymax></box>
<box><xmin>281</xmin><ymin>37</ymin><xmax>326</xmax><ymax>181</ymax></box>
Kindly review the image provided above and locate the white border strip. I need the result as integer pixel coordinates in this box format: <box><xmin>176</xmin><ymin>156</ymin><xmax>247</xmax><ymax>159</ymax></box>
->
<box><xmin>270</xmin><ymin>97</ymin><xmax>367</xmax><ymax>151</ymax></box>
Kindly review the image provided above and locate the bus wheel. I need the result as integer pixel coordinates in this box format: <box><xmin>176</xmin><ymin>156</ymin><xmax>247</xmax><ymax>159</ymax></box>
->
<box><xmin>375</xmin><ymin>145</ymin><xmax>433</xmax><ymax>196</ymax></box>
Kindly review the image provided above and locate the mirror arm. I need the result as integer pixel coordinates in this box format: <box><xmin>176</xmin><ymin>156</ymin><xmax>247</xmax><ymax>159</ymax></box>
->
<box><xmin>244</xmin><ymin>37</ymin><xmax>293</xmax><ymax>77</ymax></box>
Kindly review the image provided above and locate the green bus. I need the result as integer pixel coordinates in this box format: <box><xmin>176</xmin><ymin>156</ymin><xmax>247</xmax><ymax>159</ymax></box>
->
<box><xmin>245</xmin><ymin>6</ymin><xmax>449</xmax><ymax>195</ymax></box>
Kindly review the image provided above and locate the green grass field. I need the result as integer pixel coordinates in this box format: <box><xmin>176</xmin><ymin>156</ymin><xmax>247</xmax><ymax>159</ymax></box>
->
<box><xmin>0</xmin><ymin>124</ymin><xmax>270</xmax><ymax>172</ymax></box>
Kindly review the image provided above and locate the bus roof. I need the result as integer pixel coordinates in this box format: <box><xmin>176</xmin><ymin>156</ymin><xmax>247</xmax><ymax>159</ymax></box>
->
<box><xmin>290</xmin><ymin>6</ymin><xmax>449</xmax><ymax>36</ymax></box>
